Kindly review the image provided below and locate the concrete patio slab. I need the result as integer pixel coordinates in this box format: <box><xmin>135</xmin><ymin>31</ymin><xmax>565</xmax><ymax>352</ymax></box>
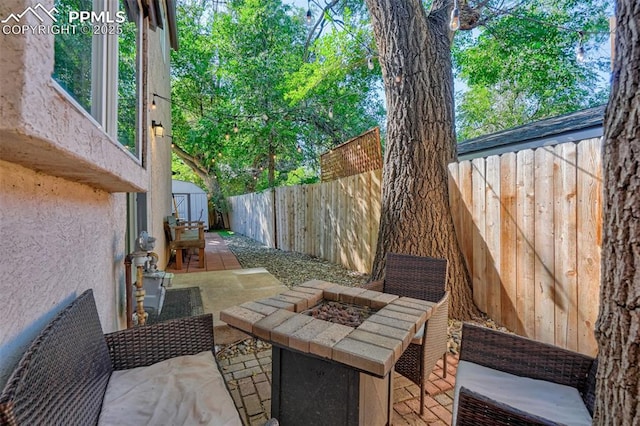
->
<box><xmin>171</xmin><ymin>267</ymin><xmax>288</xmax><ymax>328</ymax></box>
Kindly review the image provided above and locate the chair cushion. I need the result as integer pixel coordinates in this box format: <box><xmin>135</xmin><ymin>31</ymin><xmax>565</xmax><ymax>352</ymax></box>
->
<box><xmin>98</xmin><ymin>351</ymin><xmax>242</xmax><ymax>426</ymax></box>
<box><xmin>452</xmin><ymin>360</ymin><xmax>592</xmax><ymax>425</ymax></box>
<box><xmin>412</xmin><ymin>323</ymin><xmax>424</xmax><ymax>344</ymax></box>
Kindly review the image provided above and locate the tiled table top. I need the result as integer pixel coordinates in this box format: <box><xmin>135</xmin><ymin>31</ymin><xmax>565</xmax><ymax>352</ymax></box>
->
<box><xmin>220</xmin><ymin>279</ymin><xmax>434</xmax><ymax>377</ymax></box>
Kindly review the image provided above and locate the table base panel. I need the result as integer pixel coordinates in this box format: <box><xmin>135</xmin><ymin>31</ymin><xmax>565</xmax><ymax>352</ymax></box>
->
<box><xmin>271</xmin><ymin>346</ymin><xmax>391</xmax><ymax>426</ymax></box>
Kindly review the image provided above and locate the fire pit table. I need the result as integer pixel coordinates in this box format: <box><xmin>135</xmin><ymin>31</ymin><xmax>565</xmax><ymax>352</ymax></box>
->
<box><xmin>220</xmin><ymin>280</ymin><xmax>434</xmax><ymax>426</ymax></box>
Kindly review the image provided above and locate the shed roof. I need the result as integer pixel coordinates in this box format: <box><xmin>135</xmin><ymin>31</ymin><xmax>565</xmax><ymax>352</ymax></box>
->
<box><xmin>457</xmin><ymin>105</ymin><xmax>605</xmax><ymax>160</ymax></box>
<box><xmin>172</xmin><ymin>179</ymin><xmax>206</xmax><ymax>194</ymax></box>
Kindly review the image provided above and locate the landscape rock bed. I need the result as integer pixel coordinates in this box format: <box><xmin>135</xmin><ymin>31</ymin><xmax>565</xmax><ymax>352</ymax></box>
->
<box><xmin>223</xmin><ymin>232</ymin><xmax>369</xmax><ymax>288</ymax></box>
<box><xmin>302</xmin><ymin>300</ymin><xmax>377</xmax><ymax>328</ymax></box>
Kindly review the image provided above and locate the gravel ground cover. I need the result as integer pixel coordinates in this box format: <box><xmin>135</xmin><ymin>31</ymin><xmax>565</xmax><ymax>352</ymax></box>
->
<box><xmin>222</xmin><ymin>232</ymin><xmax>369</xmax><ymax>288</ymax></box>
<box><xmin>220</xmin><ymin>232</ymin><xmax>507</xmax><ymax>358</ymax></box>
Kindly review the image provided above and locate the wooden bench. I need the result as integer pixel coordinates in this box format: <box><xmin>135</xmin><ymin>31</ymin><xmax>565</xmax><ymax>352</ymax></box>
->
<box><xmin>164</xmin><ymin>215</ymin><xmax>206</xmax><ymax>269</ymax></box>
<box><xmin>0</xmin><ymin>290</ymin><xmax>242</xmax><ymax>425</ymax></box>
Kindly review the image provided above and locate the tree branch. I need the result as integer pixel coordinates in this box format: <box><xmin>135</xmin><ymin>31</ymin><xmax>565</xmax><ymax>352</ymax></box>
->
<box><xmin>172</xmin><ymin>142</ymin><xmax>210</xmax><ymax>182</ymax></box>
<box><xmin>304</xmin><ymin>0</ymin><xmax>341</xmax><ymax>61</ymax></box>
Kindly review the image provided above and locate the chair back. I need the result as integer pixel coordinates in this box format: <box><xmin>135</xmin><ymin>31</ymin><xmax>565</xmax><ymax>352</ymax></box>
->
<box><xmin>0</xmin><ymin>290</ymin><xmax>112</xmax><ymax>425</ymax></box>
<box><xmin>384</xmin><ymin>253</ymin><xmax>447</xmax><ymax>303</ymax></box>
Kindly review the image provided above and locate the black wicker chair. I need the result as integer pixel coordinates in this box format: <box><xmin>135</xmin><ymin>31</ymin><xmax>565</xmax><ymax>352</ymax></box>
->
<box><xmin>0</xmin><ymin>290</ymin><xmax>240</xmax><ymax>425</ymax></box>
<box><xmin>363</xmin><ymin>252</ymin><xmax>449</xmax><ymax>415</ymax></box>
<box><xmin>454</xmin><ymin>323</ymin><xmax>597</xmax><ymax>425</ymax></box>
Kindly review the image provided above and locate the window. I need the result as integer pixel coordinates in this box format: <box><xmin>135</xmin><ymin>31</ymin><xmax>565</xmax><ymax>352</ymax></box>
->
<box><xmin>53</xmin><ymin>0</ymin><xmax>141</xmax><ymax>158</ymax></box>
<box><xmin>53</xmin><ymin>0</ymin><xmax>93</xmax><ymax>113</ymax></box>
<box><xmin>117</xmin><ymin>11</ymin><xmax>140</xmax><ymax>154</ymax></box>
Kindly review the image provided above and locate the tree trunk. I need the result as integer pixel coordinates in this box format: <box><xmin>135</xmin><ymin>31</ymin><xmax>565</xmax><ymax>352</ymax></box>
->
<box><xmin>594</xmin><ymin>1</ymin><xmax>640</xmax><ymax>423</ymax></box>
<box><xmin>268</xmin><ymin>137</ymin><xmax>276</xmax><ymax>187</ymax></box>
<box><xmin>364</xmin><ymin>0</ymin><xmax>478</xmax><ymax>319</ymax></box>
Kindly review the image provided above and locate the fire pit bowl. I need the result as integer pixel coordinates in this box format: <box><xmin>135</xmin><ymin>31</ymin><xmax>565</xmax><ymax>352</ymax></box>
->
<box><xmin>302</xmin><ymin>300</ymin><xmax>377</xmax><ymax>328</ymax></box>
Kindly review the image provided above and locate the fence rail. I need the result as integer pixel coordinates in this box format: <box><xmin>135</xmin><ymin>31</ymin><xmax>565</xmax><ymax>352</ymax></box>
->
<box><xmin>227</xmin><ymin>138</ymin><xmax>602</xmax><ymax>356</ymax></box>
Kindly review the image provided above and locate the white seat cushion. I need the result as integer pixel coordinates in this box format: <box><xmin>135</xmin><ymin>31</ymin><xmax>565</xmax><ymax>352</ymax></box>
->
<box><xmin>412</xmin><ymin>323</ymin><xmax>425</xmax><ymax>343</ymax></box>
<box><xmin>99</xmin><ymin>351</ymin><xmax>242</xmax><ymax>426</ymax></box>
<box><xmin>453</xmin><ymin>360</ymin><xmax>592</xmax><ymax>426</ymax></box>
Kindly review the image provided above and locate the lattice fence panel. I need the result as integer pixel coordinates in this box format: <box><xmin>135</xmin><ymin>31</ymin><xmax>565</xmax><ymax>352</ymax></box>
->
<box><xmin>320</xmin><ymin>127</ymin><xmax>382</xmax><ymax>182</ymax></box>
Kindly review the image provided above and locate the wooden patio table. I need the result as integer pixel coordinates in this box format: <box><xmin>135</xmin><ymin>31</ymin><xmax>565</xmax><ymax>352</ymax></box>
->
<box><xmin>220</xmin><ymin>279</ymin><xmax>435</xmax><ymax>426</ymax></box>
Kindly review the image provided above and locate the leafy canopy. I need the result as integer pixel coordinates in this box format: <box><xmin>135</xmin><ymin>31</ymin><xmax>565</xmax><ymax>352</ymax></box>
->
<box><xmin>170</xmin><ymin>0</ymin><xmax>384</xmax><ymax>199</ymax></box>
<box><xmin>452</xmin><ymin>0</ymin><xmax>610</xmax><ymax>140</ymax></box>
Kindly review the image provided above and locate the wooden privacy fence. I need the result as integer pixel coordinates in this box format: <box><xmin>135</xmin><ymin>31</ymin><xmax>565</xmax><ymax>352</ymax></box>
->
<box><xmin>226</xmin><ymin>191</ymin><xmax>276</xmax><ymax>247</ymax></box>
<box><xmin>227</xmin><ymin>169</ymin><xmax>382</xmax><ymax>273</ymax></box>
<box><xmin>448</xmin><ymin>138</ymin><xmax>602</xmax><ymax>356</ymax></box>
<box><xmin>227</xmin><ymin>137</ymin><xmax>602</xmax><ymax>356</ymax></box>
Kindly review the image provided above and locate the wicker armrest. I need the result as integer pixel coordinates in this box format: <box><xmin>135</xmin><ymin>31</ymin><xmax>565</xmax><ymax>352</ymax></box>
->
<box><xmin>460</xmin><ymin>323</ymin><xmax>595</xmax><ymax>389</ymax></box>
<box><xmin>362</xmin><ymin>280</ymin><xmax>384</xmax><ymax>292</ymax></box>
<box><xmin>456</xmin><ymin>386</ymin><xmax>557</xmax><ymax>426</ymax></box>
<box><xmin>105</xmin><ymin>314</ymin><xmax>215</xmax><ymax>370</ymax></box>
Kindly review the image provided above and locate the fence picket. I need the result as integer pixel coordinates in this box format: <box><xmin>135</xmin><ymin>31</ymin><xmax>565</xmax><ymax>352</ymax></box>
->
<box><xmin>534</xmin><ymin>147</ymin><xmax>556</xmax><ymax>344</ymax></box>
<box><xmin>554</xmin><ymin>143</ymin><xmax>578</xmax><ymax>351</ymax></box>
<box><xmin>500</xmin><ymin>152</ymin><xmax>518</xmax><ymax>332</ymax></box>
<box><xmin>576</xmin><ymin>138</ymin><xmax>602</xmax><ymax>356</ymax></box>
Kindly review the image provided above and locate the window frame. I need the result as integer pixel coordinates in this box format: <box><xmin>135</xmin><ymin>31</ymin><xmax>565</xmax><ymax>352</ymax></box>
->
<box><xmin>52</xmin><ymin>0</ymin><xmax>143</xmax><ymax>163</ymax></box>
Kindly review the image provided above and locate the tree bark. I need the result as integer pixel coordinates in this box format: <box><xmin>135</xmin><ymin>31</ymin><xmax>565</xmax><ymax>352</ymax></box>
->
<box><xmin>594</xmin><ymin>1</ymin><xmax>640</xmax><ymax>423</ymax></box>
<box><xmin>364</xmin><ymin>0</ymin><xmax>478</xmax><ymax>319</ymax></box>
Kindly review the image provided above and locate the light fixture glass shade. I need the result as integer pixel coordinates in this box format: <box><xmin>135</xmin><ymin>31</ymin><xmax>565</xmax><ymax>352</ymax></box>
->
<box><xmin>449</xmin><ymin>8</ymin><xmax>460</xmax><ymax>31</ymax></box>
<box><xmin>152</xmin><ymin>121</ymin><xmax>164</xmax><ymax>137</ymax></box>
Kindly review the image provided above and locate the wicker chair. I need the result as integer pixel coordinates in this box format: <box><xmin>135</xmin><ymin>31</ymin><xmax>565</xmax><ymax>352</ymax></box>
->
<box><xmin>0</xmin><ymin>290</ymin><xmax>243</xmax><ymax>425</ymax></box>
<box><xmin>363</xmin><ymin>252</ymin><xmax>449</xmax><ymax>415</ymax></box>
<box><xmin>454</xmin><ymin>323</ymin><xmax>597</xmax><ymax>425</ymax></box>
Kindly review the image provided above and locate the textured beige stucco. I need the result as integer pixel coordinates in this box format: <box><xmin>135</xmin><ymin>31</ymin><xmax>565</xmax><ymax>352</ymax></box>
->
<box><xmin>0</xmin><ymin>160</ymin><xmax>127</xmax><ymax>385</ymax></box>
<box><xmin>0</xmin><ymin>0</ymin><xmax>148</xmax><ymax>193</ymax></box>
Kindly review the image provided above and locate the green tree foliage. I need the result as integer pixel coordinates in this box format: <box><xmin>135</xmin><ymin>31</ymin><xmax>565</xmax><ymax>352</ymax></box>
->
<box><xmin>452</xmin><ymin>0</ymin><xmax>610</xmax><ymax>140</ymax></box>
<box><xmin>118</xmin><ymin>19</ymin><xmax>138</xmax><ymax>152</ymax></box>
<box><xmin>53</xmin><ymin>0</ymin><xmax>94</xmax><ymax>112</ymax></box>
<box><xmin>170</xmin><ymin>0</ymin><xmax>383</xmax><ymax>204</ymax></box>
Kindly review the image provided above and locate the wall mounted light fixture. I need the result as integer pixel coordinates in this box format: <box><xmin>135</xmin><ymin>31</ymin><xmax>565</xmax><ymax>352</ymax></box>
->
<box><xmin>151</xmin><ymin>120</ymin><xmax>164</xmax><ymax>137</ymax></box>
<box><xmin>151</xmin><ymin>93</ymin><xmax>170</xmax><ymax>111</ymax></box>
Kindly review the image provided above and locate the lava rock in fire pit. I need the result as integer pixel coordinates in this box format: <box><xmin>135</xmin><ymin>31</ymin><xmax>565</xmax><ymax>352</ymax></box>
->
<box><xmin>303</xmin><ymin>300</ymin><xmax>376</xmax><ymax>328</ymax></box>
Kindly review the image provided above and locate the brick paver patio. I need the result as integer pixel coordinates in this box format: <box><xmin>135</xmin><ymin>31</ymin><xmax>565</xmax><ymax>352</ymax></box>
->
<box><xmin>167</xmin><ymin>232</ymin><xmax>241</xmax><ymax>273</ymax></box>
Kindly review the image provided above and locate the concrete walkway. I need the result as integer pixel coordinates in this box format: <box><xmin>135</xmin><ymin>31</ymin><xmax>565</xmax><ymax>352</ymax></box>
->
<box><xmin>170</xmin><ymin>232</ymin><xmax>458</xmax><ymax>425</ymax></box>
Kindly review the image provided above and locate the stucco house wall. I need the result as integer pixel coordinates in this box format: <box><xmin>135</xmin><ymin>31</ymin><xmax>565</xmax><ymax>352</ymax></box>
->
<box><xmin>0</xmin><ymin>0</ymin><xmax>175</xmax><ymax>388</ymax></box>
<box><xmin>147</xmin><ymin>17</ymin><xmax>174</xmax><ymax>269</ymax></box>
<box><xmin>0</xmin><ymin>161</ymin><xmax>128</xmax><ymax>383</ymax></box>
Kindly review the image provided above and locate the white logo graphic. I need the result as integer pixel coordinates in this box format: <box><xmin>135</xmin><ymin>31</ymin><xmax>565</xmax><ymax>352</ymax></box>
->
<box><xmin>1</xmin><ymin>4</ymin><xmax>58</xmax><ymax>24</ymax></box>
<box><xmin>2</xmin><ymin>4</ymin><xmax>126</xmax><ymax>35</ymax></box>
